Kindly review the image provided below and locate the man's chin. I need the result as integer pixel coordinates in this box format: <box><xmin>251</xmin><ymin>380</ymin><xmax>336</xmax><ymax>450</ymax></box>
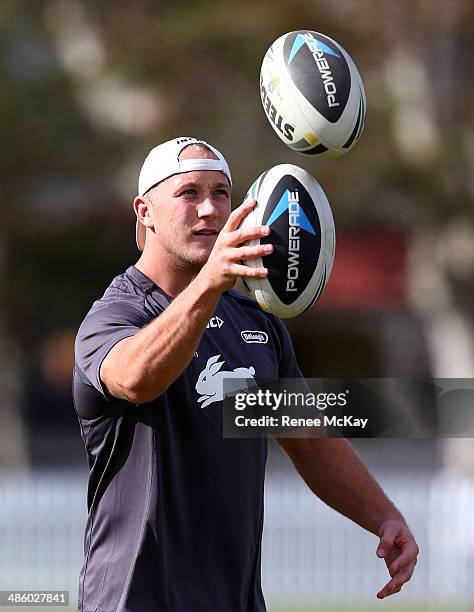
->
<box><xmin>176</xmin><ymin>250</ymin><xmax>210</xmax><ymax>274</ymax></box>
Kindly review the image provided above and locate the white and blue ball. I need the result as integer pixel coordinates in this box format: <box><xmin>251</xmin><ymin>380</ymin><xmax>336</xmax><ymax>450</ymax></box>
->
<box><xmin>240</xmin><ymin>164</ymin><xmax>335</xmax><ymax>318</ymax></box>
<box><xmin>260</xmin><ymin>30</ymin><xmax>366</xmax><ymax>157</ymax></box>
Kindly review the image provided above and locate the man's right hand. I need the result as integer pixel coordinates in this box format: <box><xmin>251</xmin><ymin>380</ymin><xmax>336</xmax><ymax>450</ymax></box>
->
<box><xmin>199</xmin><ymin>199</ymin><xmax>274</xmax><ymax>293</ymax></box>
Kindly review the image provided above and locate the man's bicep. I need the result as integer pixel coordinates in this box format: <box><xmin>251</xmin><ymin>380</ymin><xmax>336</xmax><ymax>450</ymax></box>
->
<box><xmin>99</xmin><ymin>336</ymin><xmax>136</xmax><ymax>399</ymax></box>
<box><xmin>75</xmin><ymin>301</ymin><xmax>148</xmax><ymax>398</ymax></box>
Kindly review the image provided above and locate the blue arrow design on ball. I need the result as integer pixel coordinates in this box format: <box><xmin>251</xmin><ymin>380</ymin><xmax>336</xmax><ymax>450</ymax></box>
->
<box><xmin>266</xmin><ymin>189</ymin><xmax>316</xmax><ymax>235</ymax></box>
<box><xmin>288</xmin><ymin>34</ymin><xmax>307</xmax><ymax>64</ymax></box>
<box><xmin>288</xmin><ymin>33</ymin><xmax>341</xmax><ymax>65</ymax></box>
<box><xmin>314</xmin><ymin>38</ymin><xmax>341</xmax><ymax>58</ymax></box>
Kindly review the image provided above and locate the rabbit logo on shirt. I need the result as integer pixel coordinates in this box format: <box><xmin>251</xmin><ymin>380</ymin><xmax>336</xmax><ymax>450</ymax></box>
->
<box><xmin>195</xmin><ymin>354</ymin><xmax>255</xmax><ymax>408</ymax></box>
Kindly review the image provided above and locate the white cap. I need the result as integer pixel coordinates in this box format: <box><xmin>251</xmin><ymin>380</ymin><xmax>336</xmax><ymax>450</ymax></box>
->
<box><xmin>136</xmin><ymin>136</ymin><xmax>232</xmax><ymax>251</ymax></box>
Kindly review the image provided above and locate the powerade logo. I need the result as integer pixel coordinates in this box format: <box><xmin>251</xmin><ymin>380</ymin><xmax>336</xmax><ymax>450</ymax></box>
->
<box><xmin>283</xmin><ymin>31</ymin><xmax>350</xmax><ymax>123</ymax></box>
<box><xmin>306</xmin><ymin>33</ymin><xmax>341</xmax><ymax>108</ymax></box>
<box><xmin>266</xmin><ymin>188</ymin><xmax>316</xmax><ymax>293</ymax></box>
<box><xmin>261</xmin><ymin>175</ymin><xmax>321</xmax><ymax>305</ymax></box>
<box><xmin>288</xmin><ymin>33</ymin><xmax>341</xmax><ymax>108</ymax></box>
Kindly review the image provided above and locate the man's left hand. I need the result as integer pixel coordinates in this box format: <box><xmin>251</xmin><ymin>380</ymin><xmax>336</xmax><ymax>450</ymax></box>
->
<box><xmin>376</xmin><ymin>518</ymin><xmax>419</xmax><ymax>599</ymax></box>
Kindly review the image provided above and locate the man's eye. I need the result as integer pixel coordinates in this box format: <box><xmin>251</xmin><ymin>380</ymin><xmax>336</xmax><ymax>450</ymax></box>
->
<box><xmin>215</xmin><ymin>189</ymin><xmax>229</xmax><ymax>197</ymax></box>
<box><xmin>180</xmin><ymin>189</ymin><xmax>196</xmax><ymax>196</ymax></box>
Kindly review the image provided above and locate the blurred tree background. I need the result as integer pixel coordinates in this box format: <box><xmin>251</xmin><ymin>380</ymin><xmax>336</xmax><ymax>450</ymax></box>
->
<box><xmin>0</xmin><ymin>0</ymin><xmax>473</xmax><ymax>464</ymax></box>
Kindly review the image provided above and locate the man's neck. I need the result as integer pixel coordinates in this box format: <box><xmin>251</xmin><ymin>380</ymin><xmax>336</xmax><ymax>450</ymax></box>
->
<box><xmin>135</xmin><ymin>252</ymin><xmax>198</xmax><ymax>297</ymax></box>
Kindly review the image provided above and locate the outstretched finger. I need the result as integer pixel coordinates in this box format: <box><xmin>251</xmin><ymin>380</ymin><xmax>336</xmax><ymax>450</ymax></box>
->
<box><xmin>226</xmin><ymin>263</ymin><xmax>268</xmax><ymax>278</ymax></box>
<box><xmin>377</xmin><ymin>580</ymin><xmax>402</xmax><ymax>599</ymax></box>
<box><xmin>224</xmin><ymin>199</ymin><xmax>257</xmax><ymax>232</ymax></box>
<box><xmin>236</xmin><ymin>244</ymin><xmax>274</xmax><ymax>261</ymax></box>
<box><xmin>226</xmin><ymin>225</ymin><xmax>271</xmax><ymax>247</ymax></box>
<box><xmin>377</xmin><ymin>564</ymin><xmax>414</xmax><ymax>599</ymax></box>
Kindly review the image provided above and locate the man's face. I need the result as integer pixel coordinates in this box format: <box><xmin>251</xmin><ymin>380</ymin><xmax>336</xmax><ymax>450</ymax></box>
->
<box><xmin>146</xmin><ymin>147</ymin><xmax>231</xmax><ymax>273</ymax></box>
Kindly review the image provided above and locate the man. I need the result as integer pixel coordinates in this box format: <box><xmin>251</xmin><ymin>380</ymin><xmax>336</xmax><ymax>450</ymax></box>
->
<box><xmin>74</xmin><ymin>136</ymin><xmax>418</xmax><ymax>612</ymax></box>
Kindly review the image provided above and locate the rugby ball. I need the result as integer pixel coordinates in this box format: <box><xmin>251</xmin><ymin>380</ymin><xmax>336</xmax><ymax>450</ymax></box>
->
<box><xmin>260</xmin><ymin>30</ymin><xmax>366</xmax><ymax>157</ymax></box>
<box><xmin>240</xmin><ymin>164</ymin><xmax>335</xmax><ymax>318</ymax></box>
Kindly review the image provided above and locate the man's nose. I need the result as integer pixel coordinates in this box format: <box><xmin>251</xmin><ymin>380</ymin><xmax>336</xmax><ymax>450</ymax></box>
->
<box><xmin>197</xmin><ymin>196</ymin><xmax>218</xmax><ymax>218</ymax></box>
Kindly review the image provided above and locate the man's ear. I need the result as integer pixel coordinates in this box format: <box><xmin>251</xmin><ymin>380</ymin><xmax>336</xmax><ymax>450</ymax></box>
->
<box><xmin>133</xmin><ymin>196</ymin><xmax>155</xmax><ymax>229</ymax></box>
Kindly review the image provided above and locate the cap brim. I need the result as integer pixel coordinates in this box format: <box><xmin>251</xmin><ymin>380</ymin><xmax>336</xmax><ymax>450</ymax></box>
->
<box><xmin>136</xmin><ymin>220</ymin><xmax>146</xmax><ymax>251</ymax></box>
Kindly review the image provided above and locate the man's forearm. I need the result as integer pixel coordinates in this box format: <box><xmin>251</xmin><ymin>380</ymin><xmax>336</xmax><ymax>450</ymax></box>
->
<box><xmin>101</xmin><ymin>273</ymin><xmax>221</xmax><ymax>403</ymax></box>
<box><xmin>278</xmin><ymin>438</ymin><xmax>404</xmax><ymax>536</ymax></box>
